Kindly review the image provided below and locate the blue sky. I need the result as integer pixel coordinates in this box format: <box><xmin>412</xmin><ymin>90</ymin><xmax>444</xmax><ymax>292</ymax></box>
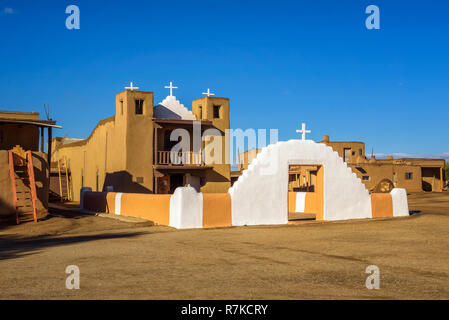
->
<box><xmin>0</xmin><ymin>0</ymin><xmax>448</xmax><ymax>159</ymax></box>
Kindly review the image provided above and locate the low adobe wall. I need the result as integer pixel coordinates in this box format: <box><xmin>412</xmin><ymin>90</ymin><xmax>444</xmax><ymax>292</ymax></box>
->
<box><xmin>288</xmin><ymin>188</ymin><xmax>409</xmax><ymax>220</ymax></box>
<box><xmin>82</xmin><ymin>186</ymin><xmax>409</xmax><ymax>229</ymax></box>
<box><xmin>82</xmin><ymin>191</ymin><xmax>171</xmax><ymax>226</ymax></box>
<box><xmin>81</xmin><ymin>140</ymin><xmax>412</xmax><ymax>229</ymax></box>
<box><xmin>81</xmin><ymin>187</ymin><xmax>232</xmax><ymax>228</ymax></box>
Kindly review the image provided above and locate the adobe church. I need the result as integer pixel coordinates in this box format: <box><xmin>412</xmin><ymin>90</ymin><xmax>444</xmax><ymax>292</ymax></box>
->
<box><xmin>51</xmin><ymin>83</ymin><xmax>231</xmax><ymax>201</ymax></box>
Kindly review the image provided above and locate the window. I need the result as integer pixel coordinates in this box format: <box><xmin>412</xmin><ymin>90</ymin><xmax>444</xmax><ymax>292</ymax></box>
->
<box><xmin>120</xmin><ymin>100</ymin><xmax>124</xmax><ymax>115</ymax></box>
<box><xmin>213</xmin><ymin>105</ymin><xmax>221</xmax><ymax>119</ymax></box>
<box><xmin>359</xmin><ymin>149</ymin><xmax>362</xmax><ymax>156</ymax></box>
<box><xmin>135</xmin><ymin>99</ymin><xmax>144</xmax><ymax>114</ymax></box>
<box><xmin>198</xmin><ymin>106</ymin><xmax>202</xmax><ymax>119</ymax></box>
<box><xmin>405</xmin><ymin>172</ymin><xmax>413</xmax><ymax>180</ymax></box>
<box><xmin>136</xmin><ymin>177</ymin><xmax>144</xmax><ymax>183</ymax></box>
<box><xmin>362</xmin><ymin>176</ymin><xmax>370</xmax><ymax>181</ymax></box>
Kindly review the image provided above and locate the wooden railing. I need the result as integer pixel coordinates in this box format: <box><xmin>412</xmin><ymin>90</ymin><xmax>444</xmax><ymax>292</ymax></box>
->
<box><xmin>157</xmin><ymin>151</ymin><xmax>204</xmax><ymax>165</ymax></box>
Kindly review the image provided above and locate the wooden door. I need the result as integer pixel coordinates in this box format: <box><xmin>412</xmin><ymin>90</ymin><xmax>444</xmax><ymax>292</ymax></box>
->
<box><xmin>157</xmin><ymin>176</ymin><xmax>170</xmax><ymax>194</ymax></box>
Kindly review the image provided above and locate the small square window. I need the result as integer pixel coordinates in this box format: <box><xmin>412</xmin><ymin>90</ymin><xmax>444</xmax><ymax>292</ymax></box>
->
<box><xmin>135</xmin><ymin>177</ymin><xmax>144</xmax><ymax>183</ymax></box>
<box><xmin>362</xmin><ymin>176</ymin><xmax>370</xmax><ymax>181</ymax></box>
<box><xmin>405</xmin><ymin>172</ymin><xmax>413</xmax><ymax>180</ymax></box>
<box><xmin>213</xmin><ymin>105</ymin><xmax>221</xmax><ymax>119</ymax></box>
<box><xmin>135</xmin><ymin>99</ymin><xmax>144</xmax><ymax>115</ymax></box>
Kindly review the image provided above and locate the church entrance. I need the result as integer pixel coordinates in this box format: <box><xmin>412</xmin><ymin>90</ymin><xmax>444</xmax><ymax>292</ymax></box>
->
<box><xmin>287</xmin><ymin>164</ymin><xmax>323</xmax><ymax>221</ymax></box>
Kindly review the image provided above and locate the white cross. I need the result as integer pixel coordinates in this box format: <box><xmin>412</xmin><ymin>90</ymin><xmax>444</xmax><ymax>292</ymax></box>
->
<box><xmin>164</xmin><ymin>81</ymin><xmax>178</xmax><ymax>96</ymax></box>
<box><xmin>125</xmin><ymin>82</ymin><xmax>139</xmax><ymax>90</ymax></box>
<box><xmin>202</xmin><ymin>88</ymin><xmax>215</xmax><ymax>97</ymax></box>
<box><xmin>296</xmin><ymin>123</ymin><xmax>311</xmax><ymax>141</ymax></box>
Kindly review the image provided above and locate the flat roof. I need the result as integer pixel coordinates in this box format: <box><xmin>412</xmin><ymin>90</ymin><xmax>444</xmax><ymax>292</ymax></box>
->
<box><xmin>0</xmin><ymin>118</ymin><xmax>62</xmax><ymax>128</ymax></box>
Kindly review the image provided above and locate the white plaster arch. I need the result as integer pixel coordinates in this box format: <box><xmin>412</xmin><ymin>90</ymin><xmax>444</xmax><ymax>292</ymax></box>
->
<box><xmin>228</xmin><ymin>140</ymin><xmax>372</xmax><ymax>226</ymax></box>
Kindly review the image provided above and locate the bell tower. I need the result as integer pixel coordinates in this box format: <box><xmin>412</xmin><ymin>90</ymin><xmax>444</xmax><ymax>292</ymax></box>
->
<box><xmin>115</xmin><ymin>87</ymin><xmax>155</xmax><ymax>192</ymax></box>
<box><xmin>192</xmin><ymin>93</ymin><xmax>231</xmax><ymax>192</ymax></box>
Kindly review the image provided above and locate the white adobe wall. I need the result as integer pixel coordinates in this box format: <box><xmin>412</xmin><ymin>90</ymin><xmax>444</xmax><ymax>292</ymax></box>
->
<box><xmin>295</xmin><ymin>192</ymin><xmax>306</xmax><ymax>212</ymax></box>
<box><xmin>169</xmin><ymin>187</ymin><xmax>203</xmax><ymax>229</ymax></box>
<box><xmin>390</xmin><ymin>188</ymin><xmax>409</xmax><ymax>217</ymax></box>
<box><xmin>228</xmin><ymin>140</ymin><xmax>372</xmax><ymax>226</ymax></box>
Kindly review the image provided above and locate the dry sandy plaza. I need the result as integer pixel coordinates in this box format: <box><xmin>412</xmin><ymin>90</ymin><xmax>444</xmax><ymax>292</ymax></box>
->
<box><xmin>0</xmin><ymin>192</ymin><xmax>448</xmax><ymax>300</ymax></box>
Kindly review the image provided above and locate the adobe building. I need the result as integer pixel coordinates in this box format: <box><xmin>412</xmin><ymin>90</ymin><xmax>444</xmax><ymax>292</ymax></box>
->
<box><xmin>51</xmin><ymin>84</ymin><xmax>231</xmax><ymax>201</ymax></box>
<box><xmin>0</xmin><ymin>110</ymin><xmax>60</xmax><ymax>221</ymax></box>
<box><xmin>319</xmin><ymin>135</ymin><xmax>445</xmax><ymax>193</ymax></box>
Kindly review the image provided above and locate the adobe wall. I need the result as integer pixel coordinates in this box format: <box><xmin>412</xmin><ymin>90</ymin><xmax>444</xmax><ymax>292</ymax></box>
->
<box><xmin>321</xmin><ymin>141</ymin><xmax>365</xmax><ymax>163</ymax></box>
<box><xmin>0</xmin><ymin>124</ymin><xmax>39</xmax><ymax>151</ymax></box>
<box><xmin>351</xmin><ymin>163</ymin><xmax>423</xmax><ymax>192</ymax></box>
<box><xmin>53</xmin><ymin>91</ymin><xmax>156</xmax><ymax>201</ymax></box>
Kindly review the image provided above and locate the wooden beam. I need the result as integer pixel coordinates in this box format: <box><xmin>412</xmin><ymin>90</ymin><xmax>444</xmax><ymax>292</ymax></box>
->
<box><xmin>47</xmin><ymin>127</ymin><xmax>52</xmax><ymax>174</ymax></box>
<box><xmin>40</xmin><ymin>126</ymin><xmax>44</xmax><ymax>152</ymax></box>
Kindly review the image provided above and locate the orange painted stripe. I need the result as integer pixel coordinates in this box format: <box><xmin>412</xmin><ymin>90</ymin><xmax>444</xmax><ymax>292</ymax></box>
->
<box><xmin>106</xmin><ymin>192</ymin><xmax>116</xmax><ymax>214</ymax></box>
<box><xmin>304</xmin><ymin>166</ymin><xmax>324</xmax><ymax>221</ymax></box>
<box><xmin>371</xmin><ymin>193</ymin><xmax>393</xmax><ymax>218</ymax></box>
<box><xmin>288</xmin><ymin>192</ymin><xmax>297</xmax><ymax>212</ymax></box>
<box><xmin>120</xmin><ymin>193</ymin><xmax>171</xmax><ymax>225</ymax></box>
<box><xmin>202</xmin><ymin>193</ymin><xmax>232</xmax><ymax>228</ymax></box>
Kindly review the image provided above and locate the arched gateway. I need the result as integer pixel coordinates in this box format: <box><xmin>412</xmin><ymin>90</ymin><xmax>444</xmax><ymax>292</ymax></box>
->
<box><xmin>230</xmin><ymin>139</ymin><xmax>379</xmax><ymax>226</ymax></box>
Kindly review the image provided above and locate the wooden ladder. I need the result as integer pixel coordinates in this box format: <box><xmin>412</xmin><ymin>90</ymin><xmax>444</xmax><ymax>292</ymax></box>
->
<box><xmin>57</xmin><ymin>157</ymin><xmax>71</xmax><ymax>202</ymax></box>
<box><xmin>8</xmin><ymin>149</ymin><xmax>38</xmax><ymax>224</ymax></box>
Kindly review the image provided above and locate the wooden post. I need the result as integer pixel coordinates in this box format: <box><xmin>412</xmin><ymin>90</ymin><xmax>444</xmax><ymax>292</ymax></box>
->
<box><xmin>40</xmin><ymin>127</ymin><xmax>44</xmax><ymax>152</ymax></box>
<box><xmin>65</xmin><ymin>157</ymin><xmax>70</xmax><ymax>201</ymax></box>
<box><xmin>154</xmin><ymin>127</ymin><xmax>158</xmax><ymax>165</ymax></box>
<box><xmin>58</xmin><ymin>159</ymin><xmax>63</xmax><ymax>202</ymax></box>
<box><xmin>441</xmin><ymin>167</ymin><xmax>444</xmax><ymax>192</ymax></box>
<box><xmin>47</xmin><ymin>127</ymin><xmax>52</xmax><ymax>177</ymax></box>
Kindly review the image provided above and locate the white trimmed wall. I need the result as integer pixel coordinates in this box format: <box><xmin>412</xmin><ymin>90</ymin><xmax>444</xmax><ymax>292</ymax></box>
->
<box><xmin>229</xmin><ymin>140</ymin><xmax>373</xmax><ymax>226</ymax></box>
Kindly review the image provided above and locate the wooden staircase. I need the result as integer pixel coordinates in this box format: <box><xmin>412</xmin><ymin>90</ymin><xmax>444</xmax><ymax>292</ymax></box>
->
<box><xmin>8</xmin><ymin>148</ymin><xmax>38</xmax><ymax>224</ymax></box>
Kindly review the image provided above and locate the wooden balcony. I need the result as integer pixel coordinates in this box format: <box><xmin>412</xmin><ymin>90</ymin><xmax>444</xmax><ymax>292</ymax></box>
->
<box><xmin>156</xmin><ymin>151</ymin><xmax>204</xmax><ymax>166</ymax></box>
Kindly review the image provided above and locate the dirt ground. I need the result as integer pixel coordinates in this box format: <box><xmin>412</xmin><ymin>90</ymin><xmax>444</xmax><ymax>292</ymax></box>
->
<box><xmin>0</xmin><ymin>192</ymin><xmax>448</xmax><ymax>299</ymax></box>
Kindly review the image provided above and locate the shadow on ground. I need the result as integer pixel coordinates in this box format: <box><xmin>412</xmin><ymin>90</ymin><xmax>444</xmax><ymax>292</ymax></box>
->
<box><xmin>0</xmin><ymin>231</ymin><xmax>146</xmax><ymax>261</ymax></box>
